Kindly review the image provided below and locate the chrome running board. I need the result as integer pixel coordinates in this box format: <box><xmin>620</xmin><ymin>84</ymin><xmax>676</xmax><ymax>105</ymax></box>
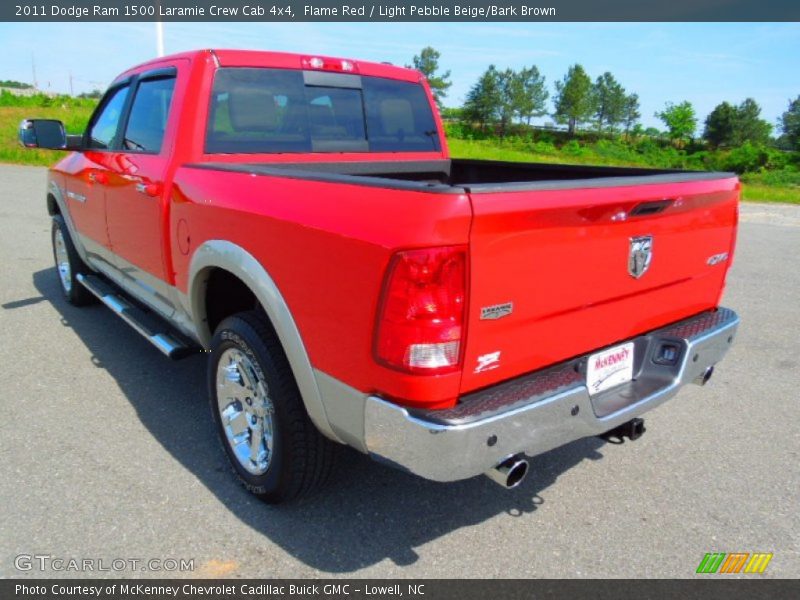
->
<box><xmin>77</xmin><ymin>273</ymin><xmax>198</xmax><ymax>360</ymax></box>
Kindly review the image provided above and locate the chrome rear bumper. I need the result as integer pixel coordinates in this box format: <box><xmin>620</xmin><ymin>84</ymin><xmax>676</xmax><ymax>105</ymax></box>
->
<box><xmin>364</xmin><ymin>308</ymin><xmax>739</xmax><ymax>482</ymax></box>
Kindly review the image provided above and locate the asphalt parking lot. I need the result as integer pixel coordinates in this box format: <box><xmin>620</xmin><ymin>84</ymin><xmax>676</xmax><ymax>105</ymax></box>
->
<box><xmin>0</xmin><ymin>163</ymin><xmax>798</xmax><ymax>579</ymax></box>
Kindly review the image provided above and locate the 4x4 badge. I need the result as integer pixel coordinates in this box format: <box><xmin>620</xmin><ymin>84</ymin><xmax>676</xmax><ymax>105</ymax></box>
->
<box><xmin>628</xmin><ymin>235</ymin><xmax>653</xmax><ymax>278</ymax></box>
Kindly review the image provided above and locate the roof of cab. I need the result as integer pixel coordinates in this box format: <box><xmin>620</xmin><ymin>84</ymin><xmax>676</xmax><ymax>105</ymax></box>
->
<box><xmin>117</xmin><ymin>49</ymin><xmax>421</xmax><ymax>83</ymax></box>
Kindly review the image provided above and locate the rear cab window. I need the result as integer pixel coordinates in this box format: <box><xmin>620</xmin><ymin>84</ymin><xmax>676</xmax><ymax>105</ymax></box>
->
<box><xmin>206</xmin><ymin>68</ymin><xmax>441</xmax><ymax>154</ymax></box>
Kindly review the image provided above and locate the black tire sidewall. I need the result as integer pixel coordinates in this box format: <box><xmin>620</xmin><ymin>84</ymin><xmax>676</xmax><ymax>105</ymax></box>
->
<box><xmin>51</xmin><ymin>215</ymin><xmax>88</xmax><ymax>304</ymax></box>
<box><xmin>208</xmin><ymin>316</ymin><xmax>289</xmax><ymax>499</ymax></box>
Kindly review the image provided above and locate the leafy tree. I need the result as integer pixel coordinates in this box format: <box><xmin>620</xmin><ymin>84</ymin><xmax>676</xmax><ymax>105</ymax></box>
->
<box><xmin>496</xmin><ymin>69</ymin><xmax>517</xmax><ymax>136</ymax></box>
<box><xmin>553</xmin><ymin>64</ymin><xmax>594</xmax><ymax>135</ymax></box>
<box><xmin>462</xmin><ymin>66</ymin><xmax>549</xmax><ymax>135</ymax></box>
<box><xmin>703</xmin><ymin>101</ymin><xmax>738</xmax><ymax>147</ymax></box>
<box><xmin>78</xmin><ymin>89</ymin><xmax>103</xmax><ymax>99</ymax></box>
<box><xmin>439</xmin><ymin>106</ymin><xmax>463</xmax><ymax>120</ymax></box>
<box><xmin>779</xmin><ymin>95</ymin><xmax>800</xmax><ymax>150</ymax></box>
<box><xmin>704</xmin><ymin>98</ymin><xmax>772</xmax><ymax>147</ymax></box>
<box><xmin>628</xmin><ymin>123</ymin><xmax>645</xmax><ymax>138</ymax></box>
<box><xmin>591</xmin><ymin>72</ymin><xmax>626</xmax><ymax>132</ymax></box>
<box><xmin>733</xmin><ymin>98</ymin><xmax>772</xmax><ymax>146</ymax></box>
<box><xmin>0</xmin><ymin>79</ymin><xmax>33</xmax><ymax>89</ymax></box>
<box><xmin>655</xmin><ymin>101</ymin><xmax>697</xmax><ymax>144</ymax></box>
<box><xmin>408</xmin><ymin>47</ymin><xmax>451</xmax><ymax>109</ymax></box>
<box><xmin>511</xmin><ymin>66</ymin><xmax>549</xmax><ymax>126</ymax></box>
<box><xmin>461</xmin><ymin>65</ymin><xmax>502</xmax><ymax>130</ymax></box>
<box><xmin>622</xmin><ymin>93</ymin><xmax>641</xmax><ymax>135</ymax></box>
<box><xmin>494</xmin><ymin>66</ymin><xmax>551</xmax><ymax>135</ymax></box>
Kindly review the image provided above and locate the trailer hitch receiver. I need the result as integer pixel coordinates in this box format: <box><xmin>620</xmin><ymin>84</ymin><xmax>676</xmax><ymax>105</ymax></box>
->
<box><xmin>600</xmin><ymin>418</ymin><xmax>646</xmax><ymax>443</ymax></box>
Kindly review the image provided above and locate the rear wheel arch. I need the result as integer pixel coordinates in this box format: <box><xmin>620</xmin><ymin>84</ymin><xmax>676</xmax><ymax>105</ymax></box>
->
<box><xmin>187</xmin><ymin>240</ymin><xmax>341</xmax><ymax>444</ymax></box>
<box><xmin>202</xmin><ymin>267</ymin><xmax>261</xmax><ymax>336</ymax></box>
<box><xmin>46</xmin><ymin>182</ymin><xmax>91</xmax><ymax>266</ymax></box>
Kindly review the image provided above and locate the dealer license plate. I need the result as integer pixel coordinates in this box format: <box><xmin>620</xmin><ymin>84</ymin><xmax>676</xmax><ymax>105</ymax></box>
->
<box><xmin>586</xmin><ymin>342</ymin><xmax>634</xmax><ymax>396</ymax></box>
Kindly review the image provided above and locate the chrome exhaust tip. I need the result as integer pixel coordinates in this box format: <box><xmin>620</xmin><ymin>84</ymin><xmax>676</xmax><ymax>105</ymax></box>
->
<box><xmin>693</xmin><ymin>366</ymin><xmax>714</xmax><ymax>386</ymax></box>
<box><xmin>485</xmin><ymin>455</ymin><xmax>529</xmax><ymax>489</ymax></box>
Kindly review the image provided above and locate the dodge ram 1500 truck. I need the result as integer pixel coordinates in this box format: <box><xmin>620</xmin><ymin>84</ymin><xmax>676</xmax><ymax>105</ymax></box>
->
<box><xmin>21</xmin><ymin>49</ymin><xmax>740</xmax><ymax>502</ymax></box>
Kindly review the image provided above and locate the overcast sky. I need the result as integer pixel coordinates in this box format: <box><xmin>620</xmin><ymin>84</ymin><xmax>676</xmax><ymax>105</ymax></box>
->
<box><xmin>0</xmin><ymin>22</ymin><xmax>797</xmax><ymax>129</ymax></box>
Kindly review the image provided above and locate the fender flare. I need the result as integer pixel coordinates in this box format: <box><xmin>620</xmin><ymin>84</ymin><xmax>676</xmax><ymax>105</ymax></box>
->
<box><xmin>187</xmin><ymin>240</ymin><xmax>341</xmax><ymax>444</ymax></box>
<box><xmin>47</xmin><ymin>180</ymin><xmax>91</xmax><ymax>264</ymax></box>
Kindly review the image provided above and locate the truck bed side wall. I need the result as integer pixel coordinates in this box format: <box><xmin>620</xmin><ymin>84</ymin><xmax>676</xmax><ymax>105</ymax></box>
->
<box><xmin>170</xmin><ymin>168</ymin><xmax>473</xmax><ymax>408</ymax></box>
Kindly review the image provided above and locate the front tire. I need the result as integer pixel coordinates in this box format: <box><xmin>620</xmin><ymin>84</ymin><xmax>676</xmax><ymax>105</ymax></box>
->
<box><xmin>208</xmin><ymin>311</ymin><xmax>339</xmax><ymax>503</ymax></box>
<box><xmin>51</xmin><ymin>215</ymin><xmax>93</xmax><ymax>306</ymax></box>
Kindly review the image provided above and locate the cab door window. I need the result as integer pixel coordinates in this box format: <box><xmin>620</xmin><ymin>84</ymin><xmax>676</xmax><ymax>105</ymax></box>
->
<box><xmin>86</xmin><ymin>85</ymin><xmax>130</xmax><ymax>149</ymax></box>
<box><xmin>122</xmin><ymin>76</ymin><xmax>177</xmax><ymax>153</ymax></box>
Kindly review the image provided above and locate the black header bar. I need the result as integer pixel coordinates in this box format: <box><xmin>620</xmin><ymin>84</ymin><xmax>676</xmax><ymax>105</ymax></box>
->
<box><xmin>4</xmin><ymin>579</ymin><xmax>800</xmax><ymax>600</ymax></box>
<box><xmin>3</xmin><ymin>0</ymin><xmax>799</xmax><ymax>22</ymax></box>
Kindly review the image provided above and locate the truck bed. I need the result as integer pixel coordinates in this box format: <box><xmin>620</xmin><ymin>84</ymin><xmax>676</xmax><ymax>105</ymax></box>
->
<box><xmin>180</xmin><ymin>157</ymin><xmax>738</xmax><ymax>398</ymax></box>
<box><xmin>192</xmin><ymin>158</ymin><xmax>733</xmax><ymax>193</ymax></box>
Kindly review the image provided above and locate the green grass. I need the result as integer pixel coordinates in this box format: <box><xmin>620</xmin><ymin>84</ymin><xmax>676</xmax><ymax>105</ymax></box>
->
<box><xmin>739</xmin><ymin>169</ymin><xmax>800</xmax><ymax>203</ymax></box>
<box><xmin>449</xmin><ymin>138</ymin><xmax>800</xmax><ymax>205</ymax></box>
<box><xmin>740</xmin><ymin>183</ymin><xmax>800</xmax><ymax>203</ymax></box>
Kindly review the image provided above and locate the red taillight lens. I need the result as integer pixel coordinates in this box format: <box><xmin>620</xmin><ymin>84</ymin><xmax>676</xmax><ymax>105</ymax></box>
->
<box><xmin>375</xmin><ymin>246</ymin><xmax>467</xmax><ymax>374</ymax></box>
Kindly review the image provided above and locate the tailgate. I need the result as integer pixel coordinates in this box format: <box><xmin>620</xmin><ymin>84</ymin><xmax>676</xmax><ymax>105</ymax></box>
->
<box><xmin>460</xmin><ymin>174</ymin><xmax>739</xmax><ymax>394</ymax></box>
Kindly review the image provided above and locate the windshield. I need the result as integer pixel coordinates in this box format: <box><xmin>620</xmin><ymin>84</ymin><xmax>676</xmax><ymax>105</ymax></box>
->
<box><xmin>205</xmin><ymin>68</ymin><xmax>441</xmax><ymax>154</ymax></box>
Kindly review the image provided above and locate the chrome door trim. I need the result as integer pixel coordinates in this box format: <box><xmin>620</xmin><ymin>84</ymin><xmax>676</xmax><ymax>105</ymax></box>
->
<box><xmin>66</xmin><ymin>191</ymin><xmax>86</xmax><ymax>203</ymax></box>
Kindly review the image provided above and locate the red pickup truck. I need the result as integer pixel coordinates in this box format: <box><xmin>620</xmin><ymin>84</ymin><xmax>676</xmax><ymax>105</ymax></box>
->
<box><xmin>21</xmin><ymin>49</ymin><xmax>739</xmax><ymax>502</ymax></box>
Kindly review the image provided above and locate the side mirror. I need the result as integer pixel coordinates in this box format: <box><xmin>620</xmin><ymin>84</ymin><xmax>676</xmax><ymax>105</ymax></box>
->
<box><xmin>18</xmin><ymin>119</ymin><xmax>74</xmax><ymax>150</ymax></box>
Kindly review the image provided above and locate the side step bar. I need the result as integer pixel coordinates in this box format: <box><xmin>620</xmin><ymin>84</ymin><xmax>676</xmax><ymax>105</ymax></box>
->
<box><xmin>76</xmin><ymin>273</ymin><xmax>199</xmax><ymax>360</ymax></box>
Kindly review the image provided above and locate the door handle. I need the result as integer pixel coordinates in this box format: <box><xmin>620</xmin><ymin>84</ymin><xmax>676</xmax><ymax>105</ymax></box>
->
<box><xmin>88</xmin><ymin>171</ymin><xmax>108</xmax><ymax>184</ymax></box>
<box><xmin>135</xmin><ymin>182</ymin><xmax>161</xmax><ymax>197</ymax></box>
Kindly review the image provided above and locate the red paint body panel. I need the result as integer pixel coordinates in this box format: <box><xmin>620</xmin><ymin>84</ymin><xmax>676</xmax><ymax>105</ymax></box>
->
<box><xmin>46</xmin><ymin>49</ymin><xmax>739</xmax><ymax>411</ymax></box>
<box><xmin>58</xmin><ymin>151</ymin><xmax>112</xmax><ymax>248</ymax></box>
<box><xmin>103</xmin><ymin>58</ymin><xmax>191</xmax><ymax>281</ymax></box>
<box><xmin>460</xmin><ymin>178</ymin><xmax>739</xmax><ymax>393</ymax></box>
<box><xmin>213</xmin><ymin>49</ymin><xmax>422</xmax><ymax>83</ymax></box>
<box><xmin>171</xmin><ymin>169</ymin><xmax>472</xmax><ymax>407</ymax></box>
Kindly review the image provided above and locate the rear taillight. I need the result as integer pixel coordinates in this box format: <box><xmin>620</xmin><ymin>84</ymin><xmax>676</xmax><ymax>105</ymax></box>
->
<box><xmin>375</xmin><ymin>246</ymin><xmax>467</xmax><ymax>374</ymax></box>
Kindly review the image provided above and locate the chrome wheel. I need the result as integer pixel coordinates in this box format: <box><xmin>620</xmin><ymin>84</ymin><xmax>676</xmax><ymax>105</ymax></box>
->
<box><xmin>216</xmin><ymin>347</ymin><xmax>275</xmax><ymax>475</ymax></box>
<box><xmin>54</xmin><ymin>227</ymin><xmax>72</xmax><ymax>293</ymax></box>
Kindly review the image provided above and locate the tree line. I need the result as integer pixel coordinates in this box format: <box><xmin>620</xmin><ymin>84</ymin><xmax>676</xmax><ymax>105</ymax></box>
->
<box><xmin>408</xmin><ymin>46</ymin><xmax>800</xmax><ymax>151</ymax></box>
<box><xmin>0</xmin><ymin>79</ymin><xmax>33</xmax><ymax>89</ymax></box>
<box><xmin>460</xmin><ymin>63</ymin><xmax>641</xmax><ymax>137</ymax></box>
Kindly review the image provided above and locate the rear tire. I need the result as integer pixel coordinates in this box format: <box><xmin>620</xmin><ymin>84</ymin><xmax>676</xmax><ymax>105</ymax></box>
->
<box><xmin>51</xmin><ymin>215</ymin><xmax>94</xmax><ymax>306</ymax></box>
<box><xmin>208</xmin><ymin>310</ymin><xmax>339</xmax><ymax>503</ymax></box>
